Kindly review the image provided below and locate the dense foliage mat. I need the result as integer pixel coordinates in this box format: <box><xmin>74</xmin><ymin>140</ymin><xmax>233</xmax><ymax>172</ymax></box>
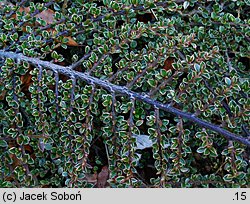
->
<box><xmin>0</xmin><ymin>0</ymin><xmax>249</xmax><ymax>187</ymax></box>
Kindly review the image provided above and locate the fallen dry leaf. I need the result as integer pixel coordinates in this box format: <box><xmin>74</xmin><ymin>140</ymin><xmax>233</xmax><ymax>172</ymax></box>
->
<box><xmin>84</xmin><ymin>173</ymin><xmax>98</xmax><ymax>184</ymax></box>
<box><xmin>96</xmin><ymin>166</ymin><xmax>109</xmax><ymax>188</ymax></box>
<box><xmin>29</xmin><ymin>8</ymin><xmax>78</xmax><ymax>46</ymax></box>
<box><xmin>163</xmin><ymin>57</ymin><xmax>174</xmax><ymax>71</ymax></box>
<box><xmin>0</xmin><ymin>90</ymin><xmax>6</xmax><ymax>100</ymax></box>
<box><xmin>1</xmin><ymin>1</ymin><xmax>78</xmax><ymax>46</ymax></box>
<box><xmin>20</xmin><ymin>70</ymin><xmax>32</xmax><ymax>90</ymax></box>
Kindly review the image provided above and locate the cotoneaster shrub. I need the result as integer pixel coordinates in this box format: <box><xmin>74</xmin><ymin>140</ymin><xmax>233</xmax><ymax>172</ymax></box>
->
<box><xmin>0</xmin><ymin>0</ymin><xmax>249</xmax><ymax>187</ymax></box>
